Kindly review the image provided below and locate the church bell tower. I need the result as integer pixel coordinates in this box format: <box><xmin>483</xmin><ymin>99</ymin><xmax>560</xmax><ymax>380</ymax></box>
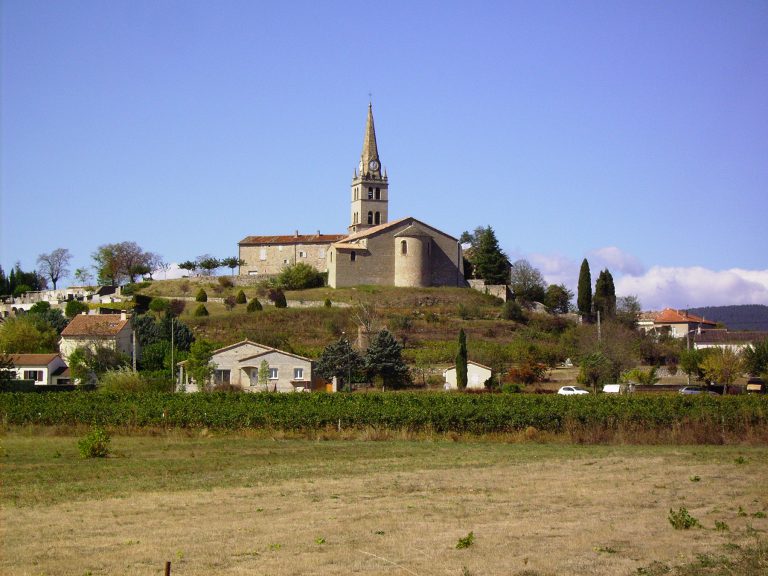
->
<box><xmin>349</xmin><ymin>104</ymin><xmax>388</xmax><ymax>233</ymax></box>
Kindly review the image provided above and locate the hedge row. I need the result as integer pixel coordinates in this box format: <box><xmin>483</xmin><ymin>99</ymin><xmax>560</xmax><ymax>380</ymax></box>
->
<box><xmin>2</xmin><ymin>392</ymin><xmax>768</xmax><ymax>434</ymax></box>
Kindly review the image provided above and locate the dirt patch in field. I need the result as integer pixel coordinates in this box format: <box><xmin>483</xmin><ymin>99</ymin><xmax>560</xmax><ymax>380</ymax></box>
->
<box><xmin>2</xmin><ymin>442</ymin><xmax>766</xmax><ymax>576</ymax></box>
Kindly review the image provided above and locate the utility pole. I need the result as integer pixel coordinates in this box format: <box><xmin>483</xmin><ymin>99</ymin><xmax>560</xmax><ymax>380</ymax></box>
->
<box><xmin>170</xmin><ymin>317</ymin><xmax>175</xmax><ymax>392</ymax></box>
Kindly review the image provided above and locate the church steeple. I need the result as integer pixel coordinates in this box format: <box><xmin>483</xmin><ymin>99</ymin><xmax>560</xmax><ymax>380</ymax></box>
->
<box><xmin>349</xmin><ymin>104</ymin><xmax>388</xmax><ymax>233</ymax></box>
<box><xmin>359</xmin><ymin>103</ymin><xmax>381</xmax><ymax>178</ymax></box>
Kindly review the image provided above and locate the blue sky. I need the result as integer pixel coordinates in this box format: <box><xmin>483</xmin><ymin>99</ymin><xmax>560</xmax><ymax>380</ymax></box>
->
<box><xmin>2</xmin><ymin>0</ymin><xmax>767</xmax><ymax>308</ymax></box>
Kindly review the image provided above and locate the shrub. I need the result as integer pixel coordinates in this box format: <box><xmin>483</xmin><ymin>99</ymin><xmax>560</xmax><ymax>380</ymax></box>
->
<box><xmin>247</xmin><ymin>298</ymin><xmax>263</xmax><ymax>312</ymax></box>
<box><xmin>324</xmin><ymin>298</ymin><xmax>332</xmax><ymax>308</ymax></box>
<box><xmin>668</xmin><ymin>507</ymin><xmax>699</xmax><ymax>530</ymax></box>
<box><xmin>501</xmin><ymin>300</ymin><xmax>526</xmax><ymax>322</ymax></box>
<box><xmin>224</xmin><ymin>296</ymin><xmax>237</xmax><ymax>311</ymax></box>
<box><xmin>269</xmin><ymin>288</ymin><xmax>287</xmax><ymax>308</ymax></box>
<box><xmin>218</xmin><ymin>276</ymin><xmax>234</xmax><ymax>289</ymax></box>
<box><xmin>196</xmin><ymin>288</ymin><xmax>208</xmax><ymax>302</ymax></box>
<box><xmin>236</xmin><ymin>290</ymin><xmax>247</xmax><ymax>304</ymax></box>
<box><xmin>193</xmin><ymin>304</ymin><xmax>209</xmax><ymax>317</ymax></box>
<box><xmin>456</xmin><ymin>532</ymin><xmax>475</xmax><ymax>549</ymax></box>
<box><xmin>98</xmin><ymin>367</ymin><xmax>147</xmax><ymax>392</ymax></box>
<box><xmin>121</xmin><ymin>281</ymin><xmax>151</xmax><ymax>296</ymax></box>
<box><xmin>276</xmin><ymin>263</ymin><xmax>324</xmax><ymax>290</ymax></box>
<box><xmin>169</xmin><ymin>299</ymin><xmax>186</xmax><ymax>316</ymax></box>
<box><xmin>78</xmin><ymin>427</ymin><xmax>111</xmax><ymax>458</ymax></box>
<box><xmin>149</xmin><ymin>298</ymin><xmax>170</xmax><ymax>313</ymax></box>
<box><xmin>65</xmin><ymin>300</ymin><xmax>89</xmax><ymax>318</ymax></box>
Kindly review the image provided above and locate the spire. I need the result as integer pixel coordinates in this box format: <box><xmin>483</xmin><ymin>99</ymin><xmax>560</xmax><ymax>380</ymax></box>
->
<box><xmin>359</xmin><ymin>103</ymin><xmax>381</xmax><ymax>177</ymax></box>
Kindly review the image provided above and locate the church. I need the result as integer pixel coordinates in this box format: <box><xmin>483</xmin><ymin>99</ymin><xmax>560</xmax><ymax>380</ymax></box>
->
<box><xmin>238</xmin><ymin>105</ymin><xmax>466</xmax><ymax>289</ymax></box>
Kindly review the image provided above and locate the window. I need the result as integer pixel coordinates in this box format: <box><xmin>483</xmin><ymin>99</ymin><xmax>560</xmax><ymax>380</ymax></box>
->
<box><xmin>368</xmin><ymin>187</ymin><xmax>373</xmax><ymax>199</ymax></box>
<box><xmin>330</xmin><ymin>251</ymin><xmax>333</xmax><ymax>262</ymax></box>
<box><xmin>351</xmin><ymin>251</ymin><xmax>356</xmax><ymax>262</ymax></box>
<box><xmin>293</xmin><ymin>367</ymin><xmax>304</xmax><ymax>380</ymax></box>
<box><xmin>375</xmin><ymin>188</ymin><xmax>380</xmax><ymax>200</ymax></box>
<box><xmin>278</xmin><ymin>245</ymin><xmax>283</xmax><ymax>251</ymax></box>
<box><xmin>375</xmin><ymin>211</ymin><xmax>380</xmax><ymax>225</ymax></box>
<box><xmin>319</xmin><ymin>249</ymin><xmax>325</xmax><ymax>258</ymax></box>
<box><xmin>213</xmin><ymin>369</ymin><xmax>230</xmax><ymax>385</ymax></box>
<box><xmin>249</xmin><ymin>368</ymin><xmax>258</xmax><ymax>386</ymax></box>
<box><xmin>401</xmin><ymin>240</ymin><xmax>408</xmax><ymax>255</ymax></box>
<box><xmin>367</xmin><ymin>211</ymin><xmax>373</xmax><ymax>225</ymax></box>
<box><xmin>259</xmin><ymin>248</ymin><xmax>267</xmax><ymax>261</ymax></box>
<box><xmin>248</xmin><ymin>270</ymin><xmax>259</xmax><ymax>275</ymax></box>
<box><xmin>269</xmin><ymin>368</ymin><xmax>278</xmax><ymax>380</ymax></box>
<box><xmin>23</xmin><ymin>370</ymin><xmax>44</xmax><ymax>382</ymax></box>
<box><xmin>299</xmin><ymin>251</ymin><xmax>306</xmax><ymax>258</ymax></box>
<box><xmin>283</xmin><ymin>259</ymin><xmax>290</xmax><ymax>264</ymax></box>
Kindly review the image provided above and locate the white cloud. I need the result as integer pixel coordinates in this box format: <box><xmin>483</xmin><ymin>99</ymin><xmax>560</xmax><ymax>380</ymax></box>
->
<box><xmin>588</xmin><ymin>246</ymin><xmax>645</xmax><ymax>276</ymax></box>
<box><xmin>615</xmin><ymin>267</ymin><xmax>768</xmax><ymax>309</ymax></box>
<box><xmin>519</xmin><ymin>248</ymin><xmax>768</xmax><ymax>310</ymax></box>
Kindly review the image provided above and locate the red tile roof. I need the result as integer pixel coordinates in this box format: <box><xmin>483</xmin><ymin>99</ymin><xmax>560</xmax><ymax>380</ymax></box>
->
<box><xmin>60</xmin><ymin>314</ymin><xmax>130</xmax><ymax>337</ymax></box>
<box><xmin>653</xmin><ymin>308</ymin><xmax>717</xmax><ymax>326</ymax></box>
<box><xmin>8</xmin><ymin>353</ymin><xmax>61</xmax><ymax>366</ymax></box>
<box><xmin>239</xmin><ymin>234</ymin><xmax>346</xmax><ymax>246</ymax></box>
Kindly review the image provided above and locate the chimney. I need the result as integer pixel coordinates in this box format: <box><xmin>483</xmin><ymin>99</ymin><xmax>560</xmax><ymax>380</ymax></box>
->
<box><xmin>294</xmin><ymin>230</ymin><xmax>299</xmax><ymax>238</ymax></box>
<box><xmin>120</xmin><ymin>311</ymin><xmax>127</xmax><ymax>321</ymax></box>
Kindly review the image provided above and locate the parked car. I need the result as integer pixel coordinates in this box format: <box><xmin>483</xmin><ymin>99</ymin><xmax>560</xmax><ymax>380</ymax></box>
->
<box><xmin>679</xmin><ymin>386</ymin><xmax>718</xmax><ymax>396</ymax></box>
<box><xmin>557</xmin><ymin>386</ymin><xmax>590</xmax><ymax>395</ymax></box>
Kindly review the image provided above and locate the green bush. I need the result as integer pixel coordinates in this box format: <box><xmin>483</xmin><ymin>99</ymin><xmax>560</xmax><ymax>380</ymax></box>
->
<box><xmin>65</xmin><ymin>300</ymin><xmax>89</xmax><ymax>318</ymax></box>
<box><xmin>668</xmin><ymin>507</ymin><xmax>699</xmax><ymax>530</ymax></box>
<box><xmin>149</xmin><ymin>298</ymin><xmax>170</xmax><ymax>313</ymax></box>
<box><xmin>98</xmin><ymin>367</ymin><xmax>147</xmax><ymax>392</ymax></box>
<box><xmin>196</xmin><ymin>288</ymin><xmax>208</xmax><ymax>302</ymax></box>
<box><xmin>276</xmin><ymin>263</ymin><xmax>324</xmax><ymax>290</ymax></box>
<box><xmin>324</xmin><ymin>298</ymin><xmax>332</xmax><ymax>308</ymax></box>
<box><xmin>78</xmin><ymin>427</ymin><xmax>111</xmax><ymax>458</ymax></box>
<box><xmin>247</xmin><ymin>298</ymin><xmax>263</xmax><ymax>312</ymax></box>
<box><xmin>193</xmin><ymin>304</ymin><xmax>209</xmax><ymax>317</ymax></box>
<box><xmin>501</xmin><ymin>300</ymin><xmax>526</xmax><ymax>322</ymax></box>
<box><xmin>121</xmin><ymin>282</ymin><xmax>151</xmax><ymax>296</ymax></box>
<box><xmin>269</xmin><ymin>288</ymin><xmax>287</xmax><ymax>308</ymax></box>
<box><xmin>236</xmin><ymin>290</ymin><xmax>247</xmax><ymax>304</ymax></box>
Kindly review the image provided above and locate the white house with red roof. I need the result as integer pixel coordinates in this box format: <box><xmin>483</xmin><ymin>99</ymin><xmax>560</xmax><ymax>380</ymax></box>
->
<box><xmin>7</xmin><ymin>353</ymin><xmax>70</xmax><ymax>386</ymax></box>
<box><xmin>644</xmin><ymin>308</ymin><xmax>719</xmax><ymax>338</ymax></box>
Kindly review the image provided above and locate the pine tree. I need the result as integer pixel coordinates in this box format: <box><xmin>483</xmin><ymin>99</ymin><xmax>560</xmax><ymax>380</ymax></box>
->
<box><xmin>468</xmin><ymin>226</ymin><xmax>509</xmax><ymax>285</ymax></box>
<box><xmin>316</xmin><ymin>336</ymin><xmax>363</xmax><ymax>390</ymax></box>
<box><xmin>456</xmin><ymin>329</ymin><xmax>468</xmax><ymax>390</ymax></box>
<box><xmin>577</xmin><ymin>258</ymin><xmax>592</xmax><ymax>317</ymax></box>
<box><xmin>364</xmin><ymin>330</ymin><xmax>411</xmax><ymax>388</ymax></box>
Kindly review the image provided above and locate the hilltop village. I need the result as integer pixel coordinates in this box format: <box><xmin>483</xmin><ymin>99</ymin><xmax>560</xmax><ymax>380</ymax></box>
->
<box><xmin>1</xmin><ymin>107</ymin><xmax>767</xmax><ymax>394</ymax></box>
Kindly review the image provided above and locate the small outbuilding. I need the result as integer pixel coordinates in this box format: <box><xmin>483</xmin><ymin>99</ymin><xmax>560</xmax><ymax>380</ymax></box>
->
<box><xmin>443</xmin><ymin>361</ymin><xmax>492</xmax><ymax>390</ymax></box>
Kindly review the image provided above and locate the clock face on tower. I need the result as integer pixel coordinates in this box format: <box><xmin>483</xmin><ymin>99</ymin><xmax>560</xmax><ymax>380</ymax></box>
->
<box><xmin>369</xmin><ymin>160</ymin><xmax>379</xmax><ymax>171</ymax></box>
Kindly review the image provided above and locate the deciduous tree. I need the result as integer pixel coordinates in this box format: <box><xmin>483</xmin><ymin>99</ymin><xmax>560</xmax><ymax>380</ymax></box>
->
<box><xmin>701</xmin><ymin>347</ymin><xmax>743</xmax><ymax>393</ymax></box>
<box><xmin>37</xmin><ymin>248</ymin><xmax>72</xmax><ymax>290</ymax></box>
<box><xmin>0</xmin><ymin>315</ymin><xmax>59</xmax><ymax>353</ymax></box>
<box><xmin>510</xmin><ymin>259</ymin><xmax>547</xmax><ymax>303</ymax></box>
<box><xmin>221</xmin><ymin>257</ymin><xmax>245</xmax><ymax>276</ymax></box>
<box><xmin>186</xmin><ymin>340</ymin><xmax>217</xmax><ymax>392</ymax></box>
<box><xmin>544</xmin><ymin>284</ymin><xmax>574</xmax><ymax>314</ymax></box>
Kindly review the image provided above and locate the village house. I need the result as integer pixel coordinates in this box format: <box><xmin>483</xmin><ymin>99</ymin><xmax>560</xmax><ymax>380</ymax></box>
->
<box><xmin>641</xmin><ymin>308</ymin><xmax>718</xmax><ymax>339</ymax></box>
<box><xmin>6</xmin><ymin>353</ymin><xmax>70</xmax><ymax>386</ymax></box>
<box><xmin>59</xmin><ymin>312</ymin><xmax>136</xmax><ymax>365</ymax></box>
<box><xmin>177</xmin><ymin>340</ymin><xmax>319</xmax><ymax>393</ymax></box>
<box><xmin>693</xmin><ymin>330</ymin><xmax>768</xmax><ymax>353</ymax></box>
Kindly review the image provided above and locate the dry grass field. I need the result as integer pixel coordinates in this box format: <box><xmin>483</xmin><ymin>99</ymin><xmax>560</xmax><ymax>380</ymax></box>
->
<box><xmin>2</xmin><ymin>429</ymin><xmax>766</xmax><ymax>576</ymax></box>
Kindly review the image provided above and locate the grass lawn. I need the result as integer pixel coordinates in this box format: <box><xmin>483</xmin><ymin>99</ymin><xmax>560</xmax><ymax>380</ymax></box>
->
<box><xmin>2</xmin><ymin>429</ymin><xmax>766</xmax><ymax>575</ymax></box>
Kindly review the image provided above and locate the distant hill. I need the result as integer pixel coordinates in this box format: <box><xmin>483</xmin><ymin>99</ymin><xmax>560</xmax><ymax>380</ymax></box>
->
<box><xmin>687</xmin><ymin>305</ymin><xmax>768</xmax><ymax>331</ymax></box>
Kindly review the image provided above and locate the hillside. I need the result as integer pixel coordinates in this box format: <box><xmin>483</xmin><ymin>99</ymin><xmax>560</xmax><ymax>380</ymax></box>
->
<box><xmin>687</xmin><ymin>304</ymin><xmax>768</xmax><ymax>331</ymax></box>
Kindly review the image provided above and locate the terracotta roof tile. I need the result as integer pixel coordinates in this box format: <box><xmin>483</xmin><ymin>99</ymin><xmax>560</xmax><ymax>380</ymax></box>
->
<box><xmin>238</xmin><ymin>234</ymin><xmax>346</xmax><ymax>246</ymax></box>
<box><xmin>653</xmin><ymin>308</ymin><xmax>717</xmax><ymax>325</ymax></box>
<box><xmin>9</xmin><ymin>353</ymin><xmax>61</xmax><ymax>366</ymax></box>
<box><xmin>60</xmin><ymin>314</ymin><xmax>130</xmax><ymax>337</ymax></box>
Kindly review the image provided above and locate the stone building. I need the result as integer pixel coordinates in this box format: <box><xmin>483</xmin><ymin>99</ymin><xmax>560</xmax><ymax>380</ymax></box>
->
<box><xmin>239</xmin><ymin>104</ymin><xmax>465</xmax><ymax>288</ymax></box>
<box><xmin>238</xmin><ymin>232</ymin><xmax>345</xmax><ymax>276</ymax></box>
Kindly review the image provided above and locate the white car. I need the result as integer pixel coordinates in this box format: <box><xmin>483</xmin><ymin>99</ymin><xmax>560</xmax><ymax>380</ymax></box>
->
<box><xmin>557</xmin><ymin>386</ymin><xmax>590</xmax><ymax>395</ymax></box>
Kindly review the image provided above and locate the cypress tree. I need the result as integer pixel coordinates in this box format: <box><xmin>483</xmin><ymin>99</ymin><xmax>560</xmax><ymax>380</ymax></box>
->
<box><xmin>456</xmin><ymin>329</ymin><xmax>468</xmax><ymax>390</ymax></box>
<box><xmin>471</xmin><ymin>226</ymin><xmax>510</xmax><ymax>285</ymax></box>
<box><xmin>577</xmin><ymin>258</ymin><xmax>592</xmax><ymax>317</ymax></box>
<box><xmin>594</xmin><ymin>269</ymin><xmax>616</xmax><ymax>318</ymax></box>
